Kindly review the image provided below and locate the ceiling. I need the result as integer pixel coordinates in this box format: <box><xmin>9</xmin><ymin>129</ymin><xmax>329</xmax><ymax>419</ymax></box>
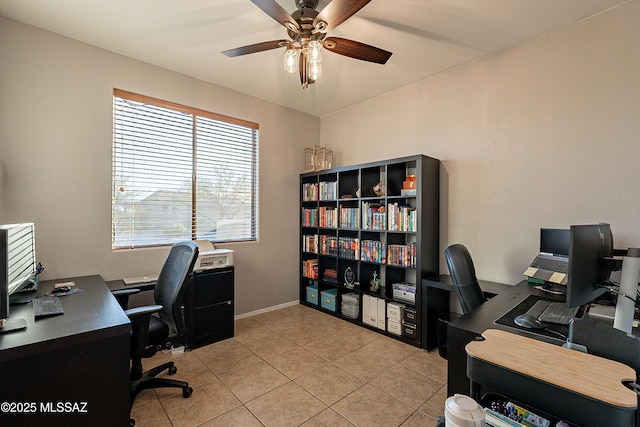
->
<box><xmin>0</xmin><ymin>0</ymin><xmax>630</xmax><ymax>117</ymax></box>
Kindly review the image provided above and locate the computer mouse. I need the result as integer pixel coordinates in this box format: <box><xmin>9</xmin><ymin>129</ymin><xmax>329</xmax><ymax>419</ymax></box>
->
<box><xmin>514</xmin><ymin>313</ymin><xmax>546</xmax><ymax>329</ymax></box>
<box><xmin>52</xmin><ymin>286</ymin><xmax>71</xmax><ymax>294</ymax></box>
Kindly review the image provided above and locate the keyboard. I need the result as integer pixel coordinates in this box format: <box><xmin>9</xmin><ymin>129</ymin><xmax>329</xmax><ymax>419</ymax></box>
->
<box><xmin>526</xmin><ymin>300</ymin><xmax>579</xmax><ymax>325</ymax></box>
<box><xmin>33</xmin><ymin>296</ymin><xmax>65</xmax><ymax>319</ymax></box>
<box><xmin>532</xmin><ymin>255</ymin><xmax>568</xmax><ymax>274</ymax></box>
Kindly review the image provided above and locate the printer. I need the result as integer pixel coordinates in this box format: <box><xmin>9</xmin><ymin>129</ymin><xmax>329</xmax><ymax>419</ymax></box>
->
<box><xmin>193</xmin><ymin>240</ymin><xmax>234</xmax><ymax>271</ymax></box>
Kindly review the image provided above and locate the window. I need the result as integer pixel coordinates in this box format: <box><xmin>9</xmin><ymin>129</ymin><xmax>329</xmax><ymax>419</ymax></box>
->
<box><xmin>112</xmin><ymin>89</ymin><xmax>258</xmax><ymax>249</ymax></box>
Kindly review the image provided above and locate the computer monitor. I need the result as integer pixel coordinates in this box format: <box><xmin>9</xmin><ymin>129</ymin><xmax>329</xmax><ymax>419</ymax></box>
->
<box><xmin>565</xmin><ymin>223</ymin><xmax>613</xmax><ymax>308</ymax></box>
<box><xmin>0</xmin><ymin>223</ymin><xmax>36</xmax><ymax>329</ymax></box>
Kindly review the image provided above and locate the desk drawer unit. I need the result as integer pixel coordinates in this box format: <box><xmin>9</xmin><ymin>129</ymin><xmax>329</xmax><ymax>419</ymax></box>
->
<box><xmin>185</xmin><ymin>266</ymin><xmax>234</xmax><ymax>349</ymax></box>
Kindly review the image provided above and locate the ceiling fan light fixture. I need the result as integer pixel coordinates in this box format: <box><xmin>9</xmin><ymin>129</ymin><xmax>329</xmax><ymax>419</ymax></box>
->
<box><xmin>284</xmin><ymin>46</ymin><xmax>299</xmax><ymax>74</ymax></box>
<box><xmin>307</xmin><ymin>40</ymin><xmax>322</xmax><ymax>61</ymax></box>
<box><xmin>308</xmin><ymin>56</ymin><xmax>322</xmax><ymax>81</ymax></box>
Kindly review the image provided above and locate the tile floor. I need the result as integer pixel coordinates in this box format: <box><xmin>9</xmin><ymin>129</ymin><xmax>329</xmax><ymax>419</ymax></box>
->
<box><xmin>130</xmin><ymin>304</ymin><xmax>447</xmax><ymax>427</ymax></box>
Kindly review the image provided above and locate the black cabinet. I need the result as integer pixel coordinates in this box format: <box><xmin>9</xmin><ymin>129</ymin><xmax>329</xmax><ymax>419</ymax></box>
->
<box><xmin>184</xmin><ymin>266</ymin><xmax>234</xmax><ymax>349</ymax></box>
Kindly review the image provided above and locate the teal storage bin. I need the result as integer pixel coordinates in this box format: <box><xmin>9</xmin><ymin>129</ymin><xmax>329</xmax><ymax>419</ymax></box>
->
<box><xmin>320</xmin><ymin>288</ymin><xmax>338</xmax><ymax>312</ymax></box>
<box><xmin>306</xmin><ymin>283</ymin><xmax>319</xmax><ymax>305</ymax></box>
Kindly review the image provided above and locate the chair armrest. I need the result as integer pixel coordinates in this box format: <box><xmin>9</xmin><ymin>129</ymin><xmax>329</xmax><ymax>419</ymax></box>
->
<box><xmin>111</xmin><ymin>288</ymin><xmax>140</xmax><ymax>310</ymax></box>
<box><xmin>125</xmin><ymin>305</ymin><xmax>162</xmax><ymax>319</ymax></box>
<box><xmin>125</xmin><ymin>304</ymin><xmax>163</xmax><ymax>357</ymax></box>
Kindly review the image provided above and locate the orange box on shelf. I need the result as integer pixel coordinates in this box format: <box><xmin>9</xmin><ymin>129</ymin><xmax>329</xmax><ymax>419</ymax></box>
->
<box><xmin>402</xmin><ymin>175</ymin><xmax>417</xmax><ymax>190</ymax></box>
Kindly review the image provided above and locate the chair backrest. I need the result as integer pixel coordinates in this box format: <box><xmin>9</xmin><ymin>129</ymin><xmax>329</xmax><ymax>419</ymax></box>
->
<box><xmin>445</xmin><ymin>243</ymin><xmax>485</xmax><ymax>314</ymax></box>
<box><xmin>154</xmin><ymin>241</ymin><xmax>199</xmax><ymax>337</ymax></box>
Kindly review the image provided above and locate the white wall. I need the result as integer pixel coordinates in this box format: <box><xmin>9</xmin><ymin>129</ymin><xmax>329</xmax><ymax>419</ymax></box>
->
<box><xmin>3</xmin><ymin>1</ymin><xmax>640</xmax><ymax>314</ymax></box>
<box><xmin>0</xmin><ymin>16</ymin><xmax>320</xmax><ymax>314</ymax></box>
<box><xmin>321</xmin><ymin>1</ymin><xmax>640</xmax><ymax>285</ymax></box>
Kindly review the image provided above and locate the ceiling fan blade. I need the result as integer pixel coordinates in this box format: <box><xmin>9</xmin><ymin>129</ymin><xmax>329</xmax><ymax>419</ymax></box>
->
<box><xmin>323</xmin><ymin>37</ymin><xmax>392</xmax><ymax>64</ymax></box>
<box><xmin>251</xmin><ymin>0</ymin><xmax>300</xmax><ymax>31</ymax></box>
<box><xmin>222</xmin><ymin>40</ymin><xmax>288</xmax><ymax>57</ymax></box>
<box><xmin>314</xmin><ymin>0</ymin><xmax>372</xmax><ymax>32</ymax></box>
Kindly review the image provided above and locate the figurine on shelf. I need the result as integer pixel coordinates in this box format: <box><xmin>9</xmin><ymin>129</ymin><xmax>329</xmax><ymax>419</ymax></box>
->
<box><xmin>370</xmin><ymin>271</ymin><xmax>382</xmax><ymax>292</ymax></box>
<box><xmin>373</xmin><ymin>181</ymin><xmax>385</xmax><ymax>196</ymax></box>
<box><xmin>344</xmin><ymin>266</ymin><xmax>355</xmax><ymax>289</ymax></box>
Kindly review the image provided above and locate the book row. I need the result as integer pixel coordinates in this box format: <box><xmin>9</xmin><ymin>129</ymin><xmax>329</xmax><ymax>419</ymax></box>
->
<box><xmin>302</xmin><ymin>234</ymin><xmax>415</xmax><ymax>267</ymax></box>
<box><xmin>301</xmin><ymin>181</ymin><xmax>338</xmax><ymax>202</ymax></box>
<box><xmin>303</xmin><ymin>201</ymin><xmax>417</xmax><ymax>232</ymax></box>
<box><xmin>302</xmin><ymin>259</ymin><xmax>318</xmax><ymax>279</ymax></box>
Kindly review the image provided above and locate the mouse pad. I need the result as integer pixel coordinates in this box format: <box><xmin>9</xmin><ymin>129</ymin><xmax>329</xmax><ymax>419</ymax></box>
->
<box><xmin>494</xmin><ymin>294</ymin><xmax>571</xmax><ymax>340</ymax></box>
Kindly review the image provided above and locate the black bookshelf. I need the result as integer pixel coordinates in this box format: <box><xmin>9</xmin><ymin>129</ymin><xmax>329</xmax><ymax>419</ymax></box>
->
<box><xmin>300</xmin><ymin>155</ymin><xmax>440</xmax><ymax>348</ymax></box>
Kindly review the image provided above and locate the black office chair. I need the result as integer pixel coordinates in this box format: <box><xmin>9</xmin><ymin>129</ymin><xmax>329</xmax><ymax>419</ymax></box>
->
<box><xmin>445</xmin><ymin>243</ymin><xmax>485</xmax><ymax>314</ymax></box>
<box><xmin>113</xmin><ymin>241</ymin><xmax>199</xmax><ymax>417</ymax></box>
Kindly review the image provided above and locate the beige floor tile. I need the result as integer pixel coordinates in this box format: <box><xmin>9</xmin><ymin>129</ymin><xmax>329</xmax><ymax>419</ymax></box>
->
<box><xmin>294</xmin><ymin>362</ymin><xmax>365</xmax><ymax>405</ymax></box>
<box><xmin>161</xmin><ymin>378</ymin><xmax>241</xmax><ymax>427</ymax></box>
<box><xmin>234</xmin><ymin>316</ymin><xmax>261</xmax><ymax>331</ymax></box>
<box><xmin>255</xmin><ymin>311</ymin><xmax>303</xmax><ymax>332</ymax></box>
<box><xmin>234</xmin><ymin>322</ymin><xmax>274</xmax><ymax>345</ymax></box>
<box><xmin>301</xmin><ymin>407</ymin><xmax>356</xmax><ymax>426</ymax></box>
<box><xmin>131</xmin><ymin>388</ymin><xmax>158</xmax><ymax>411</ymax></box>
<box><xmin>245</xmin><ymin>382</ymin><xmax>327</xmax><ymax>427</ymax></box>
<box><xmin>332</xmin><ymin>383</ymin><xmax>414</xmax><ymax>427</ymax></box>
<box><xmin>332</xmin><ymin>346</ymin><xmax>394</xmax><ymax>381</ymax></box>
<box><xmin>243</xmin><ymin>331</ymin><xmax>299</xmax><ymax>359</ymax></box>
<box><xmin>200</xmin><ymin>343</ymin><xmax>262</xmax><ymax>376</ymax></box>
<box><xmin>303</xmin><ymin>313</ymin><xmax>351</xmax><ymax>334</ymax></box>
<box><xmin>332</xmin><ymin>323</ymin><xmax>381</xmax><ymax>347</ymax></box>
<box><xmin>266</xmin><ymin>343</ymin><xmax>327</xmax><ymax>379</ymax></box>
<box><xmin>219</xmin><ymin>360</ymin><xmax>290</xmax><ymax>403</ymax></box>
<box><xmin>400</xmin><ymin>350</ymin><xmax>447</xmax><ymax>384</ymax></box>
<box><xmin>360</xmin><ymin>336</ymin><xmax>421</xmax><ymax>363</ymax></box>
<box><xmin>303</xmin><ymin>334</ymin><xmax>359</xmax><ymax>361</ymax></box>
<box><xmin>401</xmin><ymin>410</ymin><xmax>439</xmax><ymax>426</ymax></box>
<box><xmin>130</xmin><ymin>399</ymin><xmax>172</xmax><ymax>427</ymax></box>
<box><xmin>199</xmin><ymin>405</ymin><xmax>264</xmax><ymax>427</ymax></box>
<box><xmin>419</xmin><ymin>384</ymin><xmax>448</xmax><ymax>419</ymax></box>
<box><xmin>154</xmin><ymin>357</ymin><xmax>217</xmax><ymax>399</ymax></box>
<box><xmin>279</xmin><ymin>323</ymin><xmax>332</xmax><ymax>345</ymax></box>
<box><xmin>192</xmin><ymin>337</ymin><xmax>240</xmax><ymax>359</ymax></box>
<box><xmin>370</xmin><ymin>365</ymin><xmax>443</xmax><ymax>408</ymax></box>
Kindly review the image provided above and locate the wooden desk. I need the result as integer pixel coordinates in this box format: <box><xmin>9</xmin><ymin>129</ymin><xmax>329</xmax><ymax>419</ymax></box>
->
<box><xmin>0</xmin><ymin>275</ymin><xmax>130</xmax><ymax>426</ymax></box>
<box><xmin>447</xmin><ymin>280</ymin><xmax>570</xmax><ymax>396</ymax></box>
<box><xmin>467</xmin><ymin>329</ymin><xmax>637</xmax><ymax>426</ymax></box>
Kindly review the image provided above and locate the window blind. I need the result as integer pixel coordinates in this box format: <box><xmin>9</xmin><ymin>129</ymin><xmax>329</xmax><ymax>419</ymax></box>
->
<box><xmin>112</xmin><ymin>89</ymin><xmax>258</xmax><ymax>249</ymax></box>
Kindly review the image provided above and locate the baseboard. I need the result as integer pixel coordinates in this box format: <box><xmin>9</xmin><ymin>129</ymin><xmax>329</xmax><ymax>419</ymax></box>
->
<box><xmin>234</xmin><ymin>300</ymin><xmax>299</xmax><ymax>320</ymax></box>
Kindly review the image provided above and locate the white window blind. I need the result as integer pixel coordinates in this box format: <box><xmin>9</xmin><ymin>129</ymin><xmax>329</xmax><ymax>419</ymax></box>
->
<box><xmin>112</xmin><ymin>89</ymin><xmax>258</xmax><ymax>249</ymax></box>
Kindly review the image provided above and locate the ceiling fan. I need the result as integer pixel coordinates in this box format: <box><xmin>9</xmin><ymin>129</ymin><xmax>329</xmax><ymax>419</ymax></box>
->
<box><xmin>222</xmin><ymin>0</ymin><xmax>392</xmax><ymax>89</ymax></box>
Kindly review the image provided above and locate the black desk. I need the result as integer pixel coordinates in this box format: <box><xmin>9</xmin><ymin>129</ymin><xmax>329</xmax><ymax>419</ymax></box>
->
<box><xmin>0</xmin><ymin>275</ymin><xmax>130</xmax><ymax>426</ymax></box>
<box><xmin>446</xmin><ymin>280</ymin><xmax>569</xmax><ymax>396</ymax></box>
<box><xmin>421</xmin><ymin>274</ymin><xmax>510</xmax><ymax>350</ymax></box>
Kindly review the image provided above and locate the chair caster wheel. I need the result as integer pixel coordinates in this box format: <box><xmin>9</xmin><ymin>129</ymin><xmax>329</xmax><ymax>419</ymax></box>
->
<box><xmin>168</xmin><ymin>365</ymin><xmax>177</xmax><ymax>375</ymax></box>
<box><xmin>183</xmin><ymin>386</ymin><xmax>193</xmax><ymax>398</ymax></box>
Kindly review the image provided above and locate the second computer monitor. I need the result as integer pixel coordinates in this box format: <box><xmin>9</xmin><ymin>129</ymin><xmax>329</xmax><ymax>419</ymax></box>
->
<box><xmin>566</xmin><ymin>223</ymin><xmax>613</xmax><ymax>308</ymax></box>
